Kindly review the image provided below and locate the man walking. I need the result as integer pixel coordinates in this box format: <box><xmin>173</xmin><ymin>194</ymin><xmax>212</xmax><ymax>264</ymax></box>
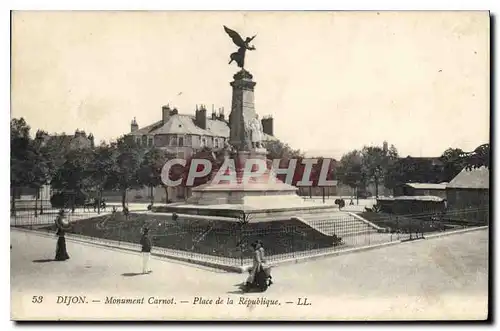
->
<box><xmin>140</xmin><ymin>227</ymin><xmax>152</xmax><ymax>274</ymax></box>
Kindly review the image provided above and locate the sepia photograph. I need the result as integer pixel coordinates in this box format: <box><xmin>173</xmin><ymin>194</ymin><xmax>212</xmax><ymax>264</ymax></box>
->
<box><xmin>9</xmin><ymin>10</ymin><xmax>490</xmax><ymax>321</ymax></box>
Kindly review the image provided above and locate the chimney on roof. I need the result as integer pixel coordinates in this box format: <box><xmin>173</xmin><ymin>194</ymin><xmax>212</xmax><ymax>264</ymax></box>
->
<box><xmin>131</xmin><ymin>117</ymin><xmax>138</xmax><ymax>132</ymax></box>
<box><xmin>211</xmin><ymin>104</ymin><xmax>217</xmax><ymax>120</ymax></box>
<box><xmin>88</xmin><ymin>133</ymin><xmax>95</xmax><ymax>148</ymax></box>
<box><xmin>195</xmin><ymin>104</ymin><xmax>207</xmax><ymax>129</ymax></box>
<box><xmin>261</xmin><ymin>115</ymin><xmax>274</xmax><ymax>136</ymax></box>
<box><xmin>74</xmin><ymin>129</ymin><xmax>86</xmax><ymax>138</ymax></box>
<box><xmin>383</xmin><ymin>141</ymin><xmax>388</xmax><ymax>153</ymax></box>
<box><xmin>162</xmin><ymin>104</ymin><xmax>171</xmax><ymax>124</ymax></box>
<box><xmin>218</xmin><ymin>107</ymin><xmax>225</xmax><ymax>121</ymax></box>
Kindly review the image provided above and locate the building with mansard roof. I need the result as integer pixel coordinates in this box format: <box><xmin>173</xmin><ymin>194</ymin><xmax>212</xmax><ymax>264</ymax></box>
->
<box><xmin>126</xmin><ymin>104</ymin><xmax>277</xmax><ymax>159</ymax></box>
<box><xmin>107</xmin><ymin>104</ymin><xmax>277</xmax><ymax>203</ymax></box>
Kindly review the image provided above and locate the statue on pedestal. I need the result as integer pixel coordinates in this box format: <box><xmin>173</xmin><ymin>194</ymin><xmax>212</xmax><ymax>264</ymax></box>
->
<box><xmin>224</xmin><ymin>26</ymin><xmax>257</xmax><ymax>69</ymax></box>
<box><xmin>249</xmin><ymin>114</ymin><xmax>264</xmax><ymax>149</ymax></box>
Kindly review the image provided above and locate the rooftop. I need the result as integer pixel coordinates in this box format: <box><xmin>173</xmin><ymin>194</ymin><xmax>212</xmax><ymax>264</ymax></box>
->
<box><xmin>404</xmin><ymin>183</ymin><xmax>448</xmax><ymax>190</ymax></box>
<box><xmin>378</xmin><ymin>196</ymin><xmax>445</xmax><ymax>202</ymax></box>
<box><xmin>129</xmin><ymin>112</ymin><xmax>277</xmax><ymax>141</ymax></box>
<box><xmin>447</xmin><ymin>166</ymin><xmax>489</xmax><ymax>190</ymax></box>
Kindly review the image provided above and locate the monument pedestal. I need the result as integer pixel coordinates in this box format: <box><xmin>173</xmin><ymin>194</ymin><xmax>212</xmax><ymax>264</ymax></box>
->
<box><xmin>184</xmin><ymin>148</ymin><xmax>303</xmax><ymax>208</ymax></box>
<box><xmin>152</xmin><ymin>69</ymin><xmax>338</xmax><ymax>219</ymax></box>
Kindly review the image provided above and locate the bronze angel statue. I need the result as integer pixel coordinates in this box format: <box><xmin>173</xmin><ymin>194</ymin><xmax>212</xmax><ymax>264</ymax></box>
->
<box><xmin>223</xmin><ymin>26</ymin><xmax>256</xmax><ymax>69</ymax></box>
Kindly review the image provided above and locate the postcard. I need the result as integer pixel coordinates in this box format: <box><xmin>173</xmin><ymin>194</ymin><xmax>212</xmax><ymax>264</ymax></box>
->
<box><xmin>10</xmin><ymin>10</ymin><xmax>490</xmax><ymax>321</ymax></box>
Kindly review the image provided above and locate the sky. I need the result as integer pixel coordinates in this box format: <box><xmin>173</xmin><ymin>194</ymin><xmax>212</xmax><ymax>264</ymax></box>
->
<box><xmin>11</xmin><ymin>11</ymin><xmax>490</xmax><ymax>159</ymax></box>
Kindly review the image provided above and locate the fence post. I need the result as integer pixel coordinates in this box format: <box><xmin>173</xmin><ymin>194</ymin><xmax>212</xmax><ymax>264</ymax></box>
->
<box><xmin>241</xmin><ymin>215</ymin><xmax>244</xmax><ymax>267</ymax></box>
<box><xmin>409</xmin><ymin>218</ymin><xmax>413</xmax><ymax>240</ymax></box>
<box><xmin>396</xmin><ymin>216</ymin><xmax>399</xmax><ymax>240</ymax></box>
<box><xmin>238</xmin><ymin>211</ymin><xmax>247</xmax><ymax>267</ymax></box>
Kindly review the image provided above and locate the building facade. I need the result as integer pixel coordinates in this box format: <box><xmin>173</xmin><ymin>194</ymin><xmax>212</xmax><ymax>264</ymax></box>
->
<box><xmin>119</xmin><ymin>104</ymin><xmax>277</xmax><ymax>203</ymax></box>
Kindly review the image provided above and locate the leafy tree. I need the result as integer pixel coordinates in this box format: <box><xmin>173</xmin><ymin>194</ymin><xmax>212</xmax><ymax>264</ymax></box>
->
<box><xmin>87</xmin><ymin>143</ymin><xmax>117</xmax><ymax>212</ymax></box>
<box><xmin>361</xmin><ymin>143</ymin><xmax>399</xmax><ymax>197</ymax></box>
<box><xmin>10</xmin><ymin>118</ymin><xmax>32</xmax><ymax>215</ymax></box>
<box><xmin>264</xmin><ymin>139</ymin><xmax>304</xmax><ymax>160</ymax></box>
<box><xmin>386</xmin><ymin>155</ymin><xmax>444</xmax><ymax>190</ymax></box>
<box><xmin>10</xmin><ymin>121</ymin><xmax>51</xmax><ymax>216</ymax></box>
<box><xmin>439</xmin><ymin>148</ymin><xmax>465</xmax><ymax>182</ymax></box>
<box><xmin>461</xmin><ymin>143</ymin><xmax>490</xmax><ymax>170</ymax></box>
<box><xmin>138</xmin><ymin>148</ymin><xmax>174</xmax><ymax>205</ymax></box>
<box><xmin>310</xmin><ymin>157</ymin><xmax>337</xmax><ymax>201</ymax></box>
<box><xmin>182</xmin><ymin>148</ymin><xmax>220</xmax><ymax>188</ymax></box>
<box><xmin>107</xmin><ymin>137</ymin><xmax>144</xmax><ymax>208</ymax></box>
<box><xmin>337</xmin><ymin>150</ymin><xmax>366</xmax><ymax>199</ymax></box>
<box><xmin>50</xmin><ymin>148</ymin><xmax>94</xmax><ymax>211</ymax></box>
<box><xmin>28</xmin><ymin>130</ymin><xmax>52</xmax><ymax>215</ymax></box>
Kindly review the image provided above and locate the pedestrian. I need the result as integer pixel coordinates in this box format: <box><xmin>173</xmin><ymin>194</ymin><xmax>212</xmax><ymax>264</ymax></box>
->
<box><xmin>54</xmin><ymin>209</ymin><xmax>70</xmax><ymax>261</ymax></box>
<box><xmin>140</xmin><ymin>227</ymin><xmax>152</xmax><ymax>274</ymax></box>
<box><xmin>256</xmin><ymin>240</ymin><xmax>273</xmax><ymax>285</ymax></box>
<box><xmin>246</xmin><ymin>240</ymin><xmax>272</xmax><ymax>287</ymax></box>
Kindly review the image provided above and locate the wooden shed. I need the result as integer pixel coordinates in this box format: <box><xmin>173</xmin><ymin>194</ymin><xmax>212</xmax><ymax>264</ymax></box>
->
<box><xmin>445</xmin><ymin>166</ymin><xmax>489</xmax><ymax>224</ymax></box>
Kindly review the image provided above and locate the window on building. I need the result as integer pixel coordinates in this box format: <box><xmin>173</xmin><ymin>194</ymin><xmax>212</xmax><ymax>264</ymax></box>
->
<box><xmin>135</xmin><ymin>137</ymin><xmax>141</xmax><ymax>146</ymax></box>
<box><xmin>214</xmin><ymin>138</ymin><xmax>219</xmax><ymax>148</ymax></box>
<box><xmin>201</xmin><ymin>137</ymin><xmax>207</xmax><ymax>147</ymax></box>
<box><xmin>178</xmin><ymin>136</ymin><xmax>184</xmax><ymax>147</ymax></box>
<box><xmin>169</xmin><ymin>135</ymin><xmax>177</xmax><ymax>146</ymax></box>
<box><xmin>184</xmin><ymin>135</ymin><xmax>192</xmax><ymax>146</ymax></box>
<box><xmin>148</xmin><ymin>137</ymin><xmax>153</xmax><ymax>147</ymax></box>
<box><xmin>142</xmin><ymin>135</ymin><xmax>147</xmax><ymax>146</ymax></box>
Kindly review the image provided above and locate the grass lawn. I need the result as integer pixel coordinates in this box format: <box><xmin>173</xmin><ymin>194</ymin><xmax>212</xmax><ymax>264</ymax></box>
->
<box><xmin>358</xmin><ymin>212</ymin><xmax>453</xmax><ymax>233</ymax></box>
<box><xmin>39</xmin><ymin>212</ymin><xmax>337</xmax><ymax>259</ymax></box>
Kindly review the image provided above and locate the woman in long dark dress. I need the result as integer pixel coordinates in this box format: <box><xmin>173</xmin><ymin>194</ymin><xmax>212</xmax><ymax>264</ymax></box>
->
<box><xmin>55</xmin><ymin>210</ymin><xmax>70</xmax><ymax>261</ymax></box>
<box><xmin>245</xmin><ymin>240</ymin><xmax>272</xmax><ymax>288</ymax></box>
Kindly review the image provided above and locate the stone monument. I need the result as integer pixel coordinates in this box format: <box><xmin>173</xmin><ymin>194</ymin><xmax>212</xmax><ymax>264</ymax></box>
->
<box><xmin>153</xmin><ymin>26</ymin><xmax>338</xmax><ymax>219</ymax></box>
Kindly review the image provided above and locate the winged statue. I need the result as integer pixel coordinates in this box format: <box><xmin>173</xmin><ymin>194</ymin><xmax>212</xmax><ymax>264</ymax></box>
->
<box><xmin>223</xmin><ymin>26</ymin><xmax>257</xmax><ymax>69</ymax></box>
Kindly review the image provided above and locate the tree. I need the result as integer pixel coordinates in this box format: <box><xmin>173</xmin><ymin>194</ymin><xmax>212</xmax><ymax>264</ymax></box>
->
<box><xmin>10</xmin><ymin>121</ymin><xmax>51</xmax><ymax>216</ymax></box>
<box><xmin>337</xmin><ymin>150</ymin><xmax>366</xmax><ymax>200</ymax></box>
<box><xmin>439</xmin><ymin>148</ymin><xmax>465</xmax><ymax>182</ymax></box>
<box><xmin>461</xmin><ymin>143</ymin><xmax>490</xmax><ymax>170</ymax></box>
<box><xmin>361</xmin><ymin>143</ymin><xmax>399</xmax><ymax>197</ymax></box>
<box><xmin>386</xmin><ymin>155</ymin><xmax>445</xmax><ymax>190</ymax></box>
<box><xmin>50</xmin><ymin>148</ymin><xmax>94</xmax><ymax>211</ymax></box>
<box><xmin>107</xmin><ymin>137</ymin><xmax>144</xmax><ymax>208</ymax></box>
<box><xmin>264</xmin><ymin>139</ymin><xmax>304</xmax><ymax>160</ymax></box>
<box><xmin>182</xmin><ymin>147</ymin><xmax>220</xmax><ymax>188</ymax></box>
<box><xmin>28</xmin><ymin>130</ymin><xmax>52</xmax><ymax>216</ymax></box>
<box><xmin>10</xmin><ymin>118</ymin><xmax>32</xmax><ymax>215</ymax></box>
<box><xmin>138</xmin><ymin>148</ymin><xmax>173</xmax><ymax>206</ymax></box>
<box><xmin>310</xmin><ymin>157</ymin><xmax>337</xmax><ymax>202</ymax></box>
<box><xmin>87</xmin><ymin>143</ymin><xmax>117</xmax><ymax>212</ymax></box>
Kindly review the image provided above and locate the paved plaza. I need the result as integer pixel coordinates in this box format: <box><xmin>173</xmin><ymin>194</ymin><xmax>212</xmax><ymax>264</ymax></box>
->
<box><xmin>11</xmin><ymin>228</ymin><xmax>488</xmax><ymax>320</ymax></box>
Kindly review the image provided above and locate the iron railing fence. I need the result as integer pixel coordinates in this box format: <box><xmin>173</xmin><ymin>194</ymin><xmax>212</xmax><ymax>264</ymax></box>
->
<box><xmin>12</xmin><ymin>207</ymin><xmax>488</xmax><ymax>267</ymax></box>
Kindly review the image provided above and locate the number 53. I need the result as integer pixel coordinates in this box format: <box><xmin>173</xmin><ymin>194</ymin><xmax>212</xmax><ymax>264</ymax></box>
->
<box><xmin>32</xmin><ymin>296</ymin><xmax>43</xmax><ymax>303</ymax></box>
